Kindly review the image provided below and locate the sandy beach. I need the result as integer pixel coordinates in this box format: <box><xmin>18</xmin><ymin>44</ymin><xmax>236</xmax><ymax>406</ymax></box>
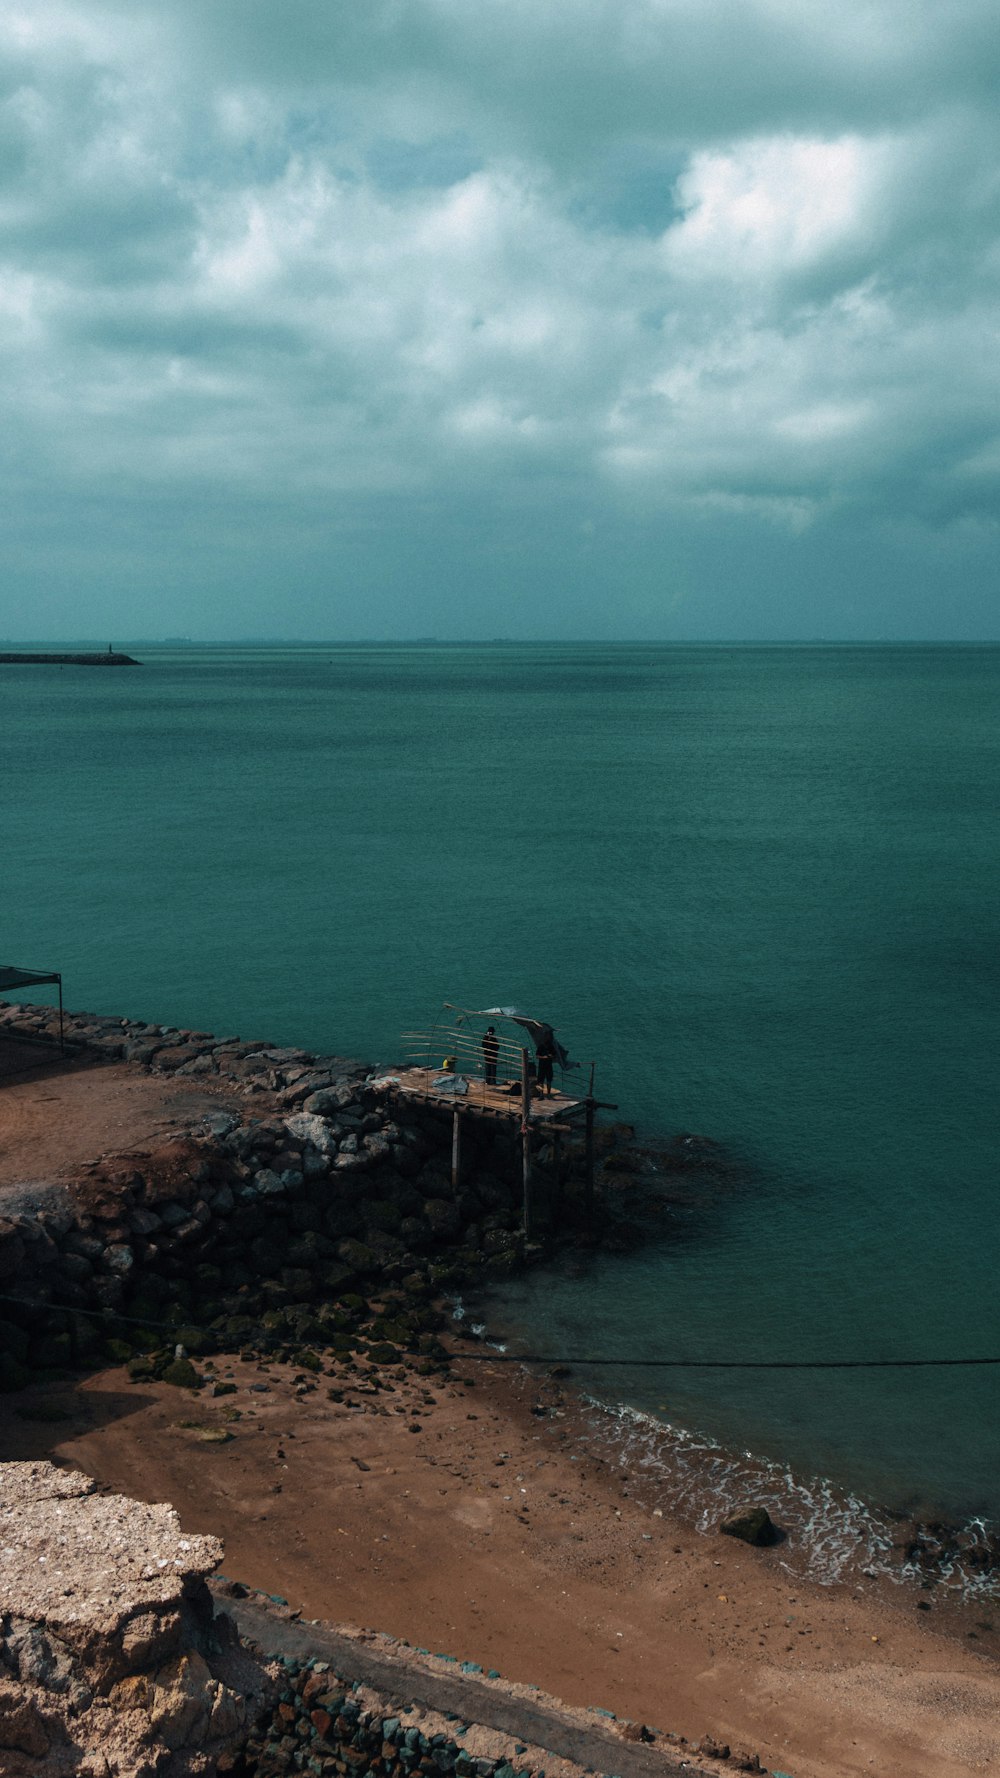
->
<box><xmin>1</xmin><ymin>1024</ymin><xmax>998</xmax><ymax>1775</ymax></box>
<box><xmin>3</xmin><ymin>1338</ymin><xmax>998</xmax><ymax>1778</ymax></box>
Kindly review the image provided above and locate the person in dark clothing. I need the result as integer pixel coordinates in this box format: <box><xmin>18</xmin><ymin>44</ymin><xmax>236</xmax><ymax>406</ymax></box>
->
<box><xmin>535</xmin><ymin>1028</ymin><xmax>555</xmax><ymax>1096</ymax></box>
<box><xmin>481</xmin><ymin>1025</ymin><xmax>499</xmax><ymax>1085</ymax></box>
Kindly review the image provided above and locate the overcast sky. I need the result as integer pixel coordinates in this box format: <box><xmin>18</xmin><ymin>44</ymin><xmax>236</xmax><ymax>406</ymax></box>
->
<box><xmin>1</xmin><ymin>0</ymin><xmax>997</xmax><ymax>640</ymax></box>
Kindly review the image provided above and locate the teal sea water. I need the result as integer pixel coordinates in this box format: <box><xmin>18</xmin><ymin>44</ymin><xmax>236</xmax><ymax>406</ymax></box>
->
<box><xmin>3</xmin><ymin>643</ymin><xmax>998</xmax><ymax>1560</ymax></box>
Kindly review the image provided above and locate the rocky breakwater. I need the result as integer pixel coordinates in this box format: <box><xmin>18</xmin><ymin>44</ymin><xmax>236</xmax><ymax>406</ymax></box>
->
<box><xmin>0</xmin><ymin>653</ymin><xmax>140</xmax><ymax>666</ymax></box>
<box><xmin>0</xmin><ymin>1002</ymin><xmax>583</xmax><ymax>1391</ymax></box>
<box><xmin>0</xmin><ymin>1459</ymin><xmax>274</xmax><ymax>1776</ymax></box>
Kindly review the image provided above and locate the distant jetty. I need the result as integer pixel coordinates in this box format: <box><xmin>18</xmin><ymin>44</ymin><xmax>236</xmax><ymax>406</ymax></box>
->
<box><xmin>0</xmin><ymin>650</ymin><xmax>140</xmax><ymax>666</ymax></box>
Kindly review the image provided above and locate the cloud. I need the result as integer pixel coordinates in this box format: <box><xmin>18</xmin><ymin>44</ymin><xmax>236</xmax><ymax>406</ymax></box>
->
<box><xmin>0</xmin><ymin>0</ymin><xmax>998</xmax><ymax>636</ymax></box>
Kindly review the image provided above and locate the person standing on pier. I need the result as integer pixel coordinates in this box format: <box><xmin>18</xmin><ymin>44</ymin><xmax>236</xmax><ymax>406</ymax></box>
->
<box><xmin>535</xmin><ymin>1027</ymin><xmax>555</xmax><ymax>1097</ymax></box>
<box><xmin>481</xmin><ymin>1025</ymin><xmax>499</xmax><ymax>1085</ymax></box>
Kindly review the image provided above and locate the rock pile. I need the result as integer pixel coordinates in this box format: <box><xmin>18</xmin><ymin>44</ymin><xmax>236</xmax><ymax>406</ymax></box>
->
<box><xmin>0</xmin><ymin>1005</ymin><xmax>563</xmax><ymax>1394</ymax></box>
<box><xmin>237</xmin><ymin>1661</ymin><xmax>537</xmax><ymax>1778</ymax></box>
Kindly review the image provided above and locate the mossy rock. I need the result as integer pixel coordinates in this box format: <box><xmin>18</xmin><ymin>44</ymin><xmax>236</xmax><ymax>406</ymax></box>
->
<box><xmin>485</xmin><ymin>1249</ymin><xmax>521</xmax><ymax>1275</ymax></box>
<box><xmin>0</xmin><ymin>1354</ymin><xmax>32</xmax><ymax>1392</ymax></box>
<box><xmin>30</xmin><ymin>1337</ymin><xmax>72</xmax><ymax>1372</ymax></box>
<box><xmin>127</xmin><ymin>1355</ymin><xmax>159</xmax><ymax>1382</ymax></box>
<box><xmin>216</xmin><ymin>1315</ymin><xmax>259</xmax><ymax>1343</ymax></box>
<box><xmin>68</xmin><ymin>1314</ymin><xmax>103</xmax><ymax>1358</ymax></box>
<box><xmin>161</xmin><ymin>1357</ymin><xmax>202</xmax><ymax>1390</ymax></box>
<box><xmin>103</xmin><ymin>1337</ymin><xmax>134</xmax><ymax>1364</ymax></box>
<box><xmin>428</xmin><ymin>1263</ymin><xmax>463</xmax><ymax>1288</ymax></box>
<box><xmin>367</xmin><ymin>1342</ymin><xmax>400</xmax><ymax>1365</ymax></box>
<box><xmin>372</xmin><ymin>1318</ymin><xmax>412</xmax><ymax>1346</ymax></box>
<box><xmin>174</xmin><ymin>1324</ymin><xmax>212</xmax><ymax>1355</ymax></box>
<box><xmin>602</xmin><ymin>1149</ymin><xmax>642</xmax><ymax>1174</ymax></box>
<box><xmin>127</xmin><ymin>1290</ymin><xmax>171</xmax><ymax>1324</ymax></box>
<box><xmin>320</xmin><ymin>1306</ymin><xmax>356</xmax><ymax>1331</ymax></box>
<box><xmin>340</xmin><ymin>1293</ymin><xmax>366</xmax><ymax>1313</ymax></box>
<box><xmin>0</xmin><ymin>1320</ymin><xmax>30</xmax><ymax>1364</ymax></box>
<box><xmin>126</xmin><ymin>1274</ymin><xmax>172</xmax><ymax>1308</ymax></box>
<box><xmin>294</xmin><ymin>1349</ymin><xmax>322</xmax><ymax>1373</ymax></box>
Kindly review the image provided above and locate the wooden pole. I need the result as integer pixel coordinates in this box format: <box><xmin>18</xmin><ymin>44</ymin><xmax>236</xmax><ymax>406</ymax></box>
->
<box><xmin>551</xmin><ymin>1130</ymin><xmax>563</xmax><ymax>1230</ymax></box>
<box><xmin>521</xmin><ymin>1046</ymin><xmax>533</xmax><ymax>1239</ymax></box>
<box><xmin>584</xmin><ymin>1094</ymin><xmax>595</xmax><ymax>1229</ymax></box>
<box><xmin>451</xmin><ymin>1106</ymin><xmax>462</xmax><ymax>1193</ymax></box>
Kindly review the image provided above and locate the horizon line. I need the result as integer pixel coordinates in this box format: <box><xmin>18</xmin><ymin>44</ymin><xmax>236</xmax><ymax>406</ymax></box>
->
<box><xmin>3</xmin><ymin>636</ymin><xmax>1000</xmax><ymax>649</ymax></box>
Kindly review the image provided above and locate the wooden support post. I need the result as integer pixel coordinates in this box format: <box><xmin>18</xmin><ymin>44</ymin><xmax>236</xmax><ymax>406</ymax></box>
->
<box><xmin>521</xmin><ymin>1046</ymin><xmax>533</xmax><ymax>1239</ymax></box>
<box><xmin>551</xmin><ymin>1129</ymin><xmax>564</xmax><ymax>1228</ymax></box>
<box><xmin>451</xmin><ymin>1106</ymin><xmax>462</xmax><ymax>1193</ymax></box>
<box><xmin>584</xmin><ymin>1095</ymin><xmax>595</xmax><ymax>1229</ymax></box>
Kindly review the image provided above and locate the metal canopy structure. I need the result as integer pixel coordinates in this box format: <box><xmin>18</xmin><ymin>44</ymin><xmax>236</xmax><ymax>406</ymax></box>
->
<box><xmin>399</xmin><ymin>1002</ymin><xmax>578</xmax><ymax>1100</ymax></box>
<box><xmin>0</xmin><ymin>965</ymin><xmax>64</xmax><ymax>1050</ymax></box>
<box><xmin>388</xmin><ymin>1000</ymin><xmax>616</xmax><ymax>1241</ymax></box>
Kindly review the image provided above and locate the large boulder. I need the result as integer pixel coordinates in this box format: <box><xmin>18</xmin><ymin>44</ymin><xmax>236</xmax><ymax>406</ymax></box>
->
<box><xmin>0</xmin><ymin>1460</ymin><xmax>273</xmax><ymax>1773</ymax></box>
<box><xmin>302</xmin><ymin>1084</ymin><xmax>357</xmax><ymax>1115</ymax></box>
<box><xmin>719</xmin><ymin>1506</ymin><xmax>780</xmax><ymax>1546</ymax></box>
<box><xmin>284</xmin><ymin>1113</ymin><xmax>339</xmax><ymax>1155</ymax></box>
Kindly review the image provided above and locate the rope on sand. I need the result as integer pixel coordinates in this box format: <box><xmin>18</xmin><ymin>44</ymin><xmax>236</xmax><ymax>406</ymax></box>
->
<box><xmin>0</xmin><ymin>1291</ymin><xmax>997</xmax><ymax>1368</ymax></box>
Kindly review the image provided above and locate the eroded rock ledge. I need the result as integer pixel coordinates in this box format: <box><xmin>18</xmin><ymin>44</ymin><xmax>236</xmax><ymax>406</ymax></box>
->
<box><xmin>0</xmin><ymin>1460</ymin><xmax>273</xmax><ymax>1777</ymax></box>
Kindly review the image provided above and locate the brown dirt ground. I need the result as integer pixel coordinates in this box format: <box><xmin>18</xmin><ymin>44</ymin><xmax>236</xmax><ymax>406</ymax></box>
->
<box><xmin>0</xmin><ymin>1055</ymin><xmax>241</xmax><ymax>1198</ymax></box>
<box><xmin>3</xmin><ymin>1350</ymin><xmax>998</xmax><ymax>1778</ymax></box>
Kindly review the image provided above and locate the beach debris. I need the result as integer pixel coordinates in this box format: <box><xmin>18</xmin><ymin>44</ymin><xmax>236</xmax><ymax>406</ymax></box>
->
<box><xmin>621</xmin><ymin>1720</ymin><xmax>656</xmax><ymax>1743</ymax></box>
<box><xmin>696</xmin><ymin>1734</ymin><xmax>731</xmax><ymax>1759</ymax></box>
<box><xmin>719</xmin><ymin>1506</ymin><xmax>780</xmax><ymax>1547</ymax></box>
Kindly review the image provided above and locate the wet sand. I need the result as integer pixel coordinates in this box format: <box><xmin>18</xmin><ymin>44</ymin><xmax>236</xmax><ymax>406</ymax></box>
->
<box><xmin>3</xmin><ymin>1345</ymin><xmax>999</xmax><ymax>1778</ymax></box>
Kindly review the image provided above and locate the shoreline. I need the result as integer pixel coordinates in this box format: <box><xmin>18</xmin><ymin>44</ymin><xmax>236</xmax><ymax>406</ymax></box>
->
<box><xmin>2</xmin><ymin>1000</ymin><xmax>999</xmax><ymax>1771</ymax></box>
<box><xmin>460</xmin><ymin>1313</ymin><xmax>1000</xmax><ymax>1607</ymax></box>
<box><xmin>2</xmin><ymin>997</ymin><xmax>998</xmax><ymax>1598</ymax></box>
<box><xmin>3</xmin><ymin>1344</ymin><xmax>999</xmax><ymax>1777</ymax></box>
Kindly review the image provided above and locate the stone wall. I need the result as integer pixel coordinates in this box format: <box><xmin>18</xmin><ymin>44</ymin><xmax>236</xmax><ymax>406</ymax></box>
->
<box><xmin>0</xmin><ymin>1004</ymin><xmax>571</xmax><ymax>1390</ymax></box>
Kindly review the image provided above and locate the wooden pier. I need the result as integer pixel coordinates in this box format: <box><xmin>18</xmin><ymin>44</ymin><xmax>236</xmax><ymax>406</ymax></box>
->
<box><xmin>388</xmin><ymin>1065</ymin><xmax>586</xmax><ymax>1125</ymax></box>
<box><xmin>385</xmin><ymin>1007</ymin><xmax>615</xmax><ymax>1239</ymax></box>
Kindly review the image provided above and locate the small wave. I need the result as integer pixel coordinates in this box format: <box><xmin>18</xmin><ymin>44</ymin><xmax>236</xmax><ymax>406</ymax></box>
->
<box><xmin>448</xmin><ymin>1298</ymin><xmax>489</xmax><ymax>1342</ymax></box>
<box><xmin>567</xmin><ymin>1391</ymin><xmax>1000</xmax><ymax>1599</ymax></box>
<box><xmin>575</xmin><ymin>1394</ymin><xmax>891</xmax><ymax>1584</ymax></box>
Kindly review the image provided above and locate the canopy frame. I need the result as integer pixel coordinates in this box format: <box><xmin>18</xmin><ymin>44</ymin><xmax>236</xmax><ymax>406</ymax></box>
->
<box><xmin>0</xmin><ymin>966</ymin><xmax>64</xmax><ymax>1051</ymax></box>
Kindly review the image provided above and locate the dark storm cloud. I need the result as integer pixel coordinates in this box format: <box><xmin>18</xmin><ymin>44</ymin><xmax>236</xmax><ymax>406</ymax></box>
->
<box><xmin>0</xmin><ymin>1</ymin><xmax>997</xmax><ymax>638</ymax></box>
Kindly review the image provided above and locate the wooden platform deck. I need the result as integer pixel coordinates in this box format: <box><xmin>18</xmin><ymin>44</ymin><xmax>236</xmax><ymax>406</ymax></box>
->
<box><xmin>386</xmin><ymin>1065</ymin><xmax>586</xmax><ymax>1125</ymax></box>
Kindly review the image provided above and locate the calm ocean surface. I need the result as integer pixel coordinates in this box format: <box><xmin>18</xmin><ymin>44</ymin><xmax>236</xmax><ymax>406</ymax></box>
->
<box><xmin>3</xmin><ymin>643</ymin><xmax>998</xmax><ymax>1555</ymax></box>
